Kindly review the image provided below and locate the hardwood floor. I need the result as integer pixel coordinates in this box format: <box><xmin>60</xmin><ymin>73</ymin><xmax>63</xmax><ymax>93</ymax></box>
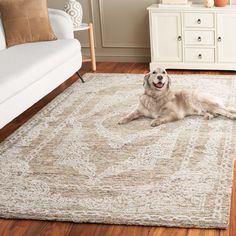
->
<box><xmin>0</xmin><ymin>62</ymin><xmax>235</xmax><ymax>236</ymax></box>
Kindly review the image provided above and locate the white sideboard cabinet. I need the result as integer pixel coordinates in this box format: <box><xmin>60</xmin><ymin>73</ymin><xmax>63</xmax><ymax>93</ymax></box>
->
<box><xmin>147</xmin><ymin>4</ymin><xmax>236</xmax><ymax>70</ymax></box>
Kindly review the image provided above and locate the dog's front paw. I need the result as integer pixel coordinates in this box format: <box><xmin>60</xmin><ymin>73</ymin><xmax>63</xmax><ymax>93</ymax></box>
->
<box><xmin>151</xmin><ymin>119</ymin><xmax>161</xmax><ymax>127</ymax></box>
<box><xmin>204</xmin><ymin>113</ymin><xmax>214</xmax><ymax>120</ymax></box>
<box><xmin>118</xmin><ymin>118</ymin><xmax>128</xmax><ymax>125</ymax></box>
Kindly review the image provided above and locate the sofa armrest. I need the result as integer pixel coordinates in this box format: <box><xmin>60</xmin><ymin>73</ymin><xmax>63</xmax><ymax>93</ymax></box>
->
<box><xmin>48</xmin><ymin>8</ymin><xmax>74</xmax><ymax>39</ymax></box>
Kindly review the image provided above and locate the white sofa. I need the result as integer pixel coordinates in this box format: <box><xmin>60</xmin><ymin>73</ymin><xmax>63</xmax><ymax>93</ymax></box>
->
<box><xmin>0</xmin><ymin>9</ymin><xmax>82</xmax><ymax>128</ymax></box>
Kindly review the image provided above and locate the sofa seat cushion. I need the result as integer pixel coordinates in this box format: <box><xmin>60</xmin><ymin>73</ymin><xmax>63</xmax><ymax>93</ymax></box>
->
<box><xmin>0</xmin><ymin>39</ymin><xmax>81</xmax><ymax>104</ymax></box>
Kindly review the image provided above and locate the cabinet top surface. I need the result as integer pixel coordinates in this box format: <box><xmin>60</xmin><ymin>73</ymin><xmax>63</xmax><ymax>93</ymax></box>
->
<box><xmin>147</xmin><ymin>4</ymin><xmax>236</xmax><ymax>11</ymax></box>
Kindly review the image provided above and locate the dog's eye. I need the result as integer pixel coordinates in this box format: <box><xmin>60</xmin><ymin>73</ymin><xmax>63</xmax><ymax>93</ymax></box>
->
<box><xmin>161</xmin><ymin>70</ymin><xmax>166</xmax><ymax>74</ymax></box>
<box><xmin>153</xmin><ymin>71</ymin><xmax>157</xmax><ymax>74</ymax></box>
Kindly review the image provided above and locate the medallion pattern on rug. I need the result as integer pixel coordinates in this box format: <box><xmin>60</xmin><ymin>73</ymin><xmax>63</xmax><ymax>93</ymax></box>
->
<box><xmin>0</xmin><ymin>73</ymin><xmax>236</xmax><ymax>228</ymax></box>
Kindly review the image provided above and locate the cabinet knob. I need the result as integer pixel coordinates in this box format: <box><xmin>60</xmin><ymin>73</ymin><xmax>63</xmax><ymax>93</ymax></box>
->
<box><xmin>198</xmin><ymin>54</ymin><xmax>202</xmax><ymax>59</ymax></box>
<box><xmin>197</xmin><ymin>19</ymin><xmax>201</xmax><ymax>24</ymax></box>
<box><xmin>198</xmin><ymin>36</ymin><xmax>202</xmax><ymax>42</ymax></box>
<box><xmin>218</xmin><ymin>36</ymin><xmax>222</xmax><ymax>42</ymax></box>
<box><xmin>178</xmin><ymin>36</ymin><xmax>182</xmax><ymax>41</ymax></box>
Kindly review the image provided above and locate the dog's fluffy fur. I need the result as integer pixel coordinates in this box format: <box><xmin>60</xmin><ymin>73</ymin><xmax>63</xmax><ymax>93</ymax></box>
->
<box><xmin>119</xmin><ymin>68</ymin><xmax>236</xmax><ymax>127</ymax></box>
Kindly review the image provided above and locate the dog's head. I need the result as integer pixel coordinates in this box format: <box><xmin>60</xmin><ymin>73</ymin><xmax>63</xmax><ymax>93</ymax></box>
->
<box><xmin>143</xmin><ymin>68</ymin><xmax>171</xmax><ymax>93</ymax></box>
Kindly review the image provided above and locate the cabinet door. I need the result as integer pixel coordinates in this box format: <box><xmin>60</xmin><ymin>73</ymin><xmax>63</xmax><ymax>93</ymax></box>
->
<box><xmin>150</xmin><ymin>12</ymin><xmax>182</xmax><ymax>62</ymax></box>
<box><xmin>217</xmin><ymin>14</ymin><xmax>236</xmax><ymax>63</ymax></box>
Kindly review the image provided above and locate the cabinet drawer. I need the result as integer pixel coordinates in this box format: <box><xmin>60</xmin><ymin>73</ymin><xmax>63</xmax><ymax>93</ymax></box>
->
<box><xmin>184</xmin><ymin>31</ymin><xmax>215</xmax><ymax>46</ymax></box>
<box><xmin>184</xmin><ymin>13</ymin><xmax>214</xmax><ymax>28</ymax></box>
<box><xmin>185</xmin><ymin>48</ymin><xmax>215</xmax><ymax>62</ymax></box>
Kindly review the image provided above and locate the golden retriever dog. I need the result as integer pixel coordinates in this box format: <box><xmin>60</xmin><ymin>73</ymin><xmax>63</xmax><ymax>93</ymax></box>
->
<box><xmin>118</xmin><ymin>68</ymin><xmax>236</xmax><ymax>127</ymax></box>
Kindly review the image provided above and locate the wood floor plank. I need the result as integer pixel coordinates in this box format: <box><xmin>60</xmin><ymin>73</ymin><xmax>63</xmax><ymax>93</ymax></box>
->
<box><xmin>0</xmin><ymin>62</ymin><xmax>235</xmax><ymax>236</ymax></box>
<box><xmin>186</xmin><ymin>228</ymin><xmax>222</xmax><ymax>236</ymax></box>
<box><xmin>37</xmin><ymin>222</ymin><xmax>73</xmax><ymax>236</ymax></box>
<box><xmin>148</xmin><ymin>227</ymin><xmax>188</xmax><ymax>236</ymax></box>
<box><xmin>106</xmin><ymin>225</ymin><xmax>150</xmax><ymax>236</ymax></box>
<box><xmin>1</xmin><ymin>220</ymin><xmax>34</xmax><ymax>236</ymax></box>
<box><xmin>68</xmin><ymin>223</ymin><xmax>98</xmax><ymax>236</ymax></box>
<box><xmin>22</xmin><ymin>221</ymin><xmax>49</xmax><ymax>236</ymax></box>
<box><xmin>229</xmin><ymin>164</ymin><xmax>236</xmax><ymax>236</ymax></box>
<box><xmin>0</xmin><ymin>220</ymin><xmax>12</xmax><ymax>236</ymax></box>
<box><xmin>93</xmin><ymin>224</ymin><xmax>115</xmax><ymax>236</ymax></box>
<box><xmin>148</xmin><ymin>227</ymin><xmax>166</xmax><ymax>236</ymax></box>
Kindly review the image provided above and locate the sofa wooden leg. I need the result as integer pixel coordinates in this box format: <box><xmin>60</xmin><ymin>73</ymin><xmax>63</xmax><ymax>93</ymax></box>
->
<box><xmin>76</xmin><ymin>72</ymin><xmax>85</xmax><ymax>83</ymax></box>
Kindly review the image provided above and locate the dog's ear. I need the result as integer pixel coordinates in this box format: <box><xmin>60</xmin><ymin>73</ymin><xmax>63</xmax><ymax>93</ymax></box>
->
<box><xmin>143</xmin><ymin>73</ymin><xmax>151</xmax><ymax>88</ymax></box>
<box><xmin>167</xmin><ymin>75</ymin><xmax>171</xmax><ymax>90</ymax></box>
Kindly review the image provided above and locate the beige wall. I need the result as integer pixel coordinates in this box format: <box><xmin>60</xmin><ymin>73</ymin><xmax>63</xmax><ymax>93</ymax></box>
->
<box><xmin>48</xmin><ymin>0</ymin><xmax>203</xmax><ymax>62</ymax></box>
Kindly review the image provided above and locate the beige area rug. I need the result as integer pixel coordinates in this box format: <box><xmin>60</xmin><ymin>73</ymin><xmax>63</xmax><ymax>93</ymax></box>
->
<box><xmin>0</xmin><ymin>73</ymin><xmax>236</xmax><ymax>229</ymax></box>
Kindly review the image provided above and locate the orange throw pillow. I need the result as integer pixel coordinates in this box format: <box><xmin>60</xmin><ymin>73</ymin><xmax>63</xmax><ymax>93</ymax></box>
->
<box><xmin>0</xmin><ymin>0</ymin><xmax>57</xmax><ymax>47</ymax></box>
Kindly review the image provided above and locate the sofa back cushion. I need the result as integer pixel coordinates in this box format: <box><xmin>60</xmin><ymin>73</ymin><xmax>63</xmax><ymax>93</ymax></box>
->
<box><xmin>0</xmin><ymin>0</ymin><xmax>57</xmax><ymax>48</ymax></box>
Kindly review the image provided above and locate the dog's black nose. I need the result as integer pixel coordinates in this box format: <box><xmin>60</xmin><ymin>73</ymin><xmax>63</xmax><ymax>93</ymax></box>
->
<box><xmin>157</xmin><ymin>75</ymin><xmax>163</xmax><ymax>81</ymax></box>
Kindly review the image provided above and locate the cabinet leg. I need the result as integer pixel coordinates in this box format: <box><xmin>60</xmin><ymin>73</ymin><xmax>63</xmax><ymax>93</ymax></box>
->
<box><xmin>89</xmin><ymin>23</ymin><xmax>96</xmax><ymax>72</ymax></box>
